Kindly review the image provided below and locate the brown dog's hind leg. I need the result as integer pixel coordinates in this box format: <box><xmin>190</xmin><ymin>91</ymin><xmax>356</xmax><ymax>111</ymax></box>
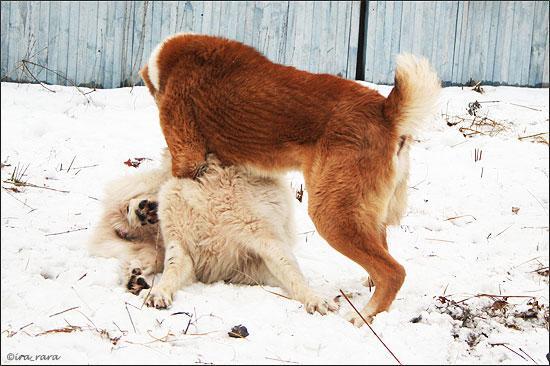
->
<box><xmin>306</xmin><ymin>157</ymin><xmax>405</xmax><ymax>326</ymax></box>
<box><xmin>158</xmin><ymin>102</ymin><xmax>208</xmax><ymax>179</ymax></box>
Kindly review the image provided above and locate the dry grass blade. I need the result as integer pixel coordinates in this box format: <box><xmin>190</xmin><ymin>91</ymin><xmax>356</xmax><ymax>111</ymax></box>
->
<box><xmin>21</xmin><ymin>60</ymin><xmax>56</xmax><ymax>93</ymax></box>
<box><xmin>125</xmin><ymin>302</ymin><xmax>137</xmax><ymax>333</ymax></box>
<box><xmin>425</xmin><ymin>238</ymin><xmax>455</xmax><ymax>243</ymax></box>
<box><xmin>147</xmin><ymin>329</ymin><xmax>174</xmax><ymax>343</ymax></box>
<box><xmin>265</xmin><ymin>356</ymin><xmax>299</xmax><ymax>364</ymax></box>
<box><xmin>35</xmin><ymin>325</ymin><xmax>82</xmax><ymax>336</ymax></box>
<box><xmin>21</xmin><ymin>59</ymin><xmax>92</xmax><ymax>101</ymax></box>
<box><xmin>444</xmin><ymin>215</ymin><xmax>477</xmax><ymax>221</ymax></box>
<box><xmin>45</xmin><ymin>227</ymin><xmax>87</xmax><ymax>236</ymax></box>
<box><xmin>2</xmin><ymin>186</ymin><xmax>36</xmax><ymax>211</ymax></box>
<box><xmin>518</xmin><ymin>132</ymin><xmax>549</xmax><ymax>140</ymax></box>
<box><xmin>443</xmin><ymin>112</ymin><xmax>508</xmax><ymax>138</ymax></box>
<box><xmin>5</xmin><ymin>322</ymin><xmax>35</xmax><ymax>337</ymax></box>
<box><xmin>494</xmin><ymin>224</ymin><xmax>514</xmax><ymax>238</ymax></box>
<box><xmin>66</xmin><ymin>155</ymin><xmax>77</xmax><ymax>173</ymax></box>
<box><xmin>532</xmin><ymin>266</ymin><xmax>549</xmax><ymax>277</ymax></box>
<box><xmin>509</xmin><ymin>103</ymin><xmax>542</xmax><ymax>111</ymax></box>
<box><xmin>518</xmin><ymin>347</ymin><xmax>538</xmax><ymax>365</ymax></box>
<box><xmin>112</xmin><ymin>321</ymin><xmax>127</xmax><ymax>335</ymax></box>
<box><xmin>339</xmin><ymin>290</ymin><xmax>402</xmax><ymax>365</ymax></box>
<box><xmin>455</xmin><ymin>293</ymin><xmax>536</xmax><ymax>305</ymax></box>
<box><xmin>518</xmin><ymin>132</ymin><xmax>549</xmax><ymax>145</ymax></box>
<box><xmin>3</xmin><ymin>178</ymin><xmax>70</xmax><ymax>193</ymax></box>
<box><xmin>490</xmin><ymin>343</ymin><xmax>528</xmax><ymax>361</ymax></box>
<box><xmin>49</xmin><ymin>306</ymin><xmax>80</xmax><ymax>317</ymax></box>
<box><xmin>472</xmin><ymin>81</ymin><xmax>484</xmax><ymax>94</ymax></box>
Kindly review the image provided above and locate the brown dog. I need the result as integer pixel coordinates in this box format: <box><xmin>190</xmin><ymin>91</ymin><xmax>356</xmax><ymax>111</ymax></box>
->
<box><xmin>140</xmin><ymin>33</ymin><xmax>440</xmax><ymax>326</ymax></box>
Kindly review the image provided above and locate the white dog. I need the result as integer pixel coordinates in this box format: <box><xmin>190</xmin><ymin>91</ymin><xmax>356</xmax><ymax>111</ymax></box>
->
<box><xmin>88</xmin><ymin>151</ymin><xmax>338</xmax><ymax>315</ymax></box>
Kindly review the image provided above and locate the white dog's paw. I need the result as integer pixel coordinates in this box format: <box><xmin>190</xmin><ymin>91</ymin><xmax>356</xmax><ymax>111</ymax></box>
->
<box><xmin>302</xmin><ymin>293</ymin><xmax>340</xmax><ymax>315</ymax></box>
<box><xmin>345</xmin><ymin>310</ymin><xmax>372</xmax><ymax>327</ymax></box>
<box><xmin>126</xmin><ymin>267</ymin><xmax>150</xmax><ymax>295</ymax></box>
<box><xmin>144</xmin><ymin>286</ymin><xmax>173</xmax><ymax>309</ymax></box>
<box><xmin>128</xmin><ymin>198</ymin><xmax>159</xmax><ymax>227</ymax></box>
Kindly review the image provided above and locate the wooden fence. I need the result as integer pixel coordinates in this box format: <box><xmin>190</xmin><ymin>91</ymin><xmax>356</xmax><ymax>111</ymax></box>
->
<box><xmin>1</xmin><ymin>1</ymin><xmax>548</xmax><ymax>88</ymax></box>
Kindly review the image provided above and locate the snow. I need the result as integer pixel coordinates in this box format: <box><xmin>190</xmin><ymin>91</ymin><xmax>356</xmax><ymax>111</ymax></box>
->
<box><xmin>1</xmin><ymin>81</ymin><xmax>548</xmax><ymax>365</ymax></box>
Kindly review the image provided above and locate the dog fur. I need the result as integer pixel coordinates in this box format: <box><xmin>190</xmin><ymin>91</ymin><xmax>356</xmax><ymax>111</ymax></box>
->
<box><xmin>140</xmin><ymin>34</ymin><xmax>441</xmax><ymax>325</ymax></box>
<box><xmin>88</xmin><ymin>151</ymin><xmax>338</xmax><ymax>314</ymax></box>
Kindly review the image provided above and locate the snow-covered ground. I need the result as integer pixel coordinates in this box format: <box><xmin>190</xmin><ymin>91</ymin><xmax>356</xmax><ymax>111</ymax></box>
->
<box><xmin>1</xmin><ymin>81</ymin><xmax>548</xmax><ymax>365</ymax></box>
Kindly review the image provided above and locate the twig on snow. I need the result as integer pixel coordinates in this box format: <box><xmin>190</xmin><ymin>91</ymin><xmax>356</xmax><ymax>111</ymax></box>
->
<box><xmin>519</xmin><ymin>347</ymin><xmax>538</xmax><ymax>365</ymax></box>
<box><xmin>494</xmin><ymin>224</ymin><xmax>514</xmax><ymax>238</ymax></box>
<box><xmin>525</xmin><ymin>189</ymin><xmax>548</xmax><ymax>214</ymax></box>
<box><xmin>444</xmin><ymin>214</ymin><xmax>477</xmax><ymax>221</ymax></box>
<box><xmin>125</xmin><ymin>302</ymin><xmax>137</xmax><ymax>333</ymax></box>
<box><xmin>425</xmin><ymin>238</ymin><xmax>455</xmax><ymax>243</ymax></box>
<box><xmin>265</xmin><ymin>357</ymin><xmax>299</xmax><ymax>364</ymax></box>
<box><xmin>21</xmin><ymin>60</ymin><xmax>56</xmax><ymax>93</ymax></box>
<box><xmin>3</xmin><ymin>180</ymin><xmax>70</xmax><ymax>193</ymax></box>
<box><xmin>2</xmin><ymin>186</ymin><xmax>36</xmax><ymax>211</ymax></box>
<box><xmin>21</xmin><ymin>59</ymin><xmax>93</xmax><ymax>102</ymax></box>
<box><xmin>509</xmin><ymin>103</ymin><xmax>542</xmax><ymax>111</ymax></box>
<box><xmin>112</xmin><ymin>321</ymin><xmax>128</xmax><ymax>335</ymax></box>
<box><xmin>518</xmin><ymin>132</ymin><xmax>549</xmax><ymax>140</ymax></box>
<box><xmin>490</xmin><ymin>343</ymin><xmax>528</xmax><ymax>361</ymax></box>
<box><xmin>45</xmin><ymin>227</ymin><xmax>87</xmax><ymax>236</ymax></box>
<box><xmin>49</xmin><ymin>306</ymin><xmax>80</xmax><ymax>318</ymax></box>
<box><xmin>5</xmin><ymin>322</ymin><xmax>35</xmax><ymax>337</ymax></box>
<box><xmin>455</xmin><ymin>293</ymin><xmax>536</xmax><ymax>305</ymax></box>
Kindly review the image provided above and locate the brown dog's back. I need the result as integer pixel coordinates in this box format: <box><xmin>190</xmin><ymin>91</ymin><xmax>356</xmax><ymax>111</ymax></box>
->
<box><xmin>141</xmin><ymin>34</ymin><xmax>389</xmax><ymax>172</ymax></box>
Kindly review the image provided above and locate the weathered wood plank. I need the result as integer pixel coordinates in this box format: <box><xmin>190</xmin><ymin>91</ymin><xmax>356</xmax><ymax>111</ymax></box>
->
<box><xmin>517</xmin><ymin>1</ymin><xmax>536</xmax><ymax>85</ymax></box>
<box><xmin>346</xmin><ymin>1</ymin><xmax>360</xmax><ymax>79</ymax></box>
<box><xmin>543</xmin><ymin>37</ymin><xmax>549</xmax><ymax>86</ymax></box>
<box><xmin>66</xmin><ymin>1</ymin><xmax>80</xmax><ymax>85</ymax></box>
<box><xmin>85</xmin><ymin>1</ymin><xmax>99</xmax><ymax>86</ymax></box>
<box><xmin>55</xmin><ymin>2</ymin><xmax>70</xmax><ymax>85</ymax></box>
<box><xmin>0</xmin><ymin>1</ymin><xmax>11</xmax><ymax>78</ymax></box>
<box><xmin>36</xmin><ymin>1</ymin><xmax>50</xmax><ymax>81</ymax></box>
<box><xmin>528</xmin><ymin>0</ymin><xmax>549</xmax><ymax>86</ymax></box>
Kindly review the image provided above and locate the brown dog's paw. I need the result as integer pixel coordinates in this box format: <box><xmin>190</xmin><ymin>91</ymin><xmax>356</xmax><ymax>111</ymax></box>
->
<box><xmin>345</xmin><ymin>310</ymin><xmax>373</xmax><ymax>327</ymax></box>
<box><xmin>135</xmin><ymin>199</ymin><xmax>159</xmax><ymax>225</ymax></box>
<box><xmin>126</xmin><ymin>268</ymin><xmax>150</xmax><ymax>295</ymax></box>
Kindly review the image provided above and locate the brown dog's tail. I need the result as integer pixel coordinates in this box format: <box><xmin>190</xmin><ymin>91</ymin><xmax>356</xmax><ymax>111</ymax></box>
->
<box><xmin>384</xmin><ymin>54</ymin><xmax>441</xmax><ymax>136</ymax></box>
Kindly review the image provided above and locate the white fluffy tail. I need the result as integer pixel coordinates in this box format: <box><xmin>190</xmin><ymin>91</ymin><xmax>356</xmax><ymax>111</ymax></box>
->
<box><xmin>383</xmin><ymin>54</ymin><xmax>441</xmax><ymax>136</ymax></box>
